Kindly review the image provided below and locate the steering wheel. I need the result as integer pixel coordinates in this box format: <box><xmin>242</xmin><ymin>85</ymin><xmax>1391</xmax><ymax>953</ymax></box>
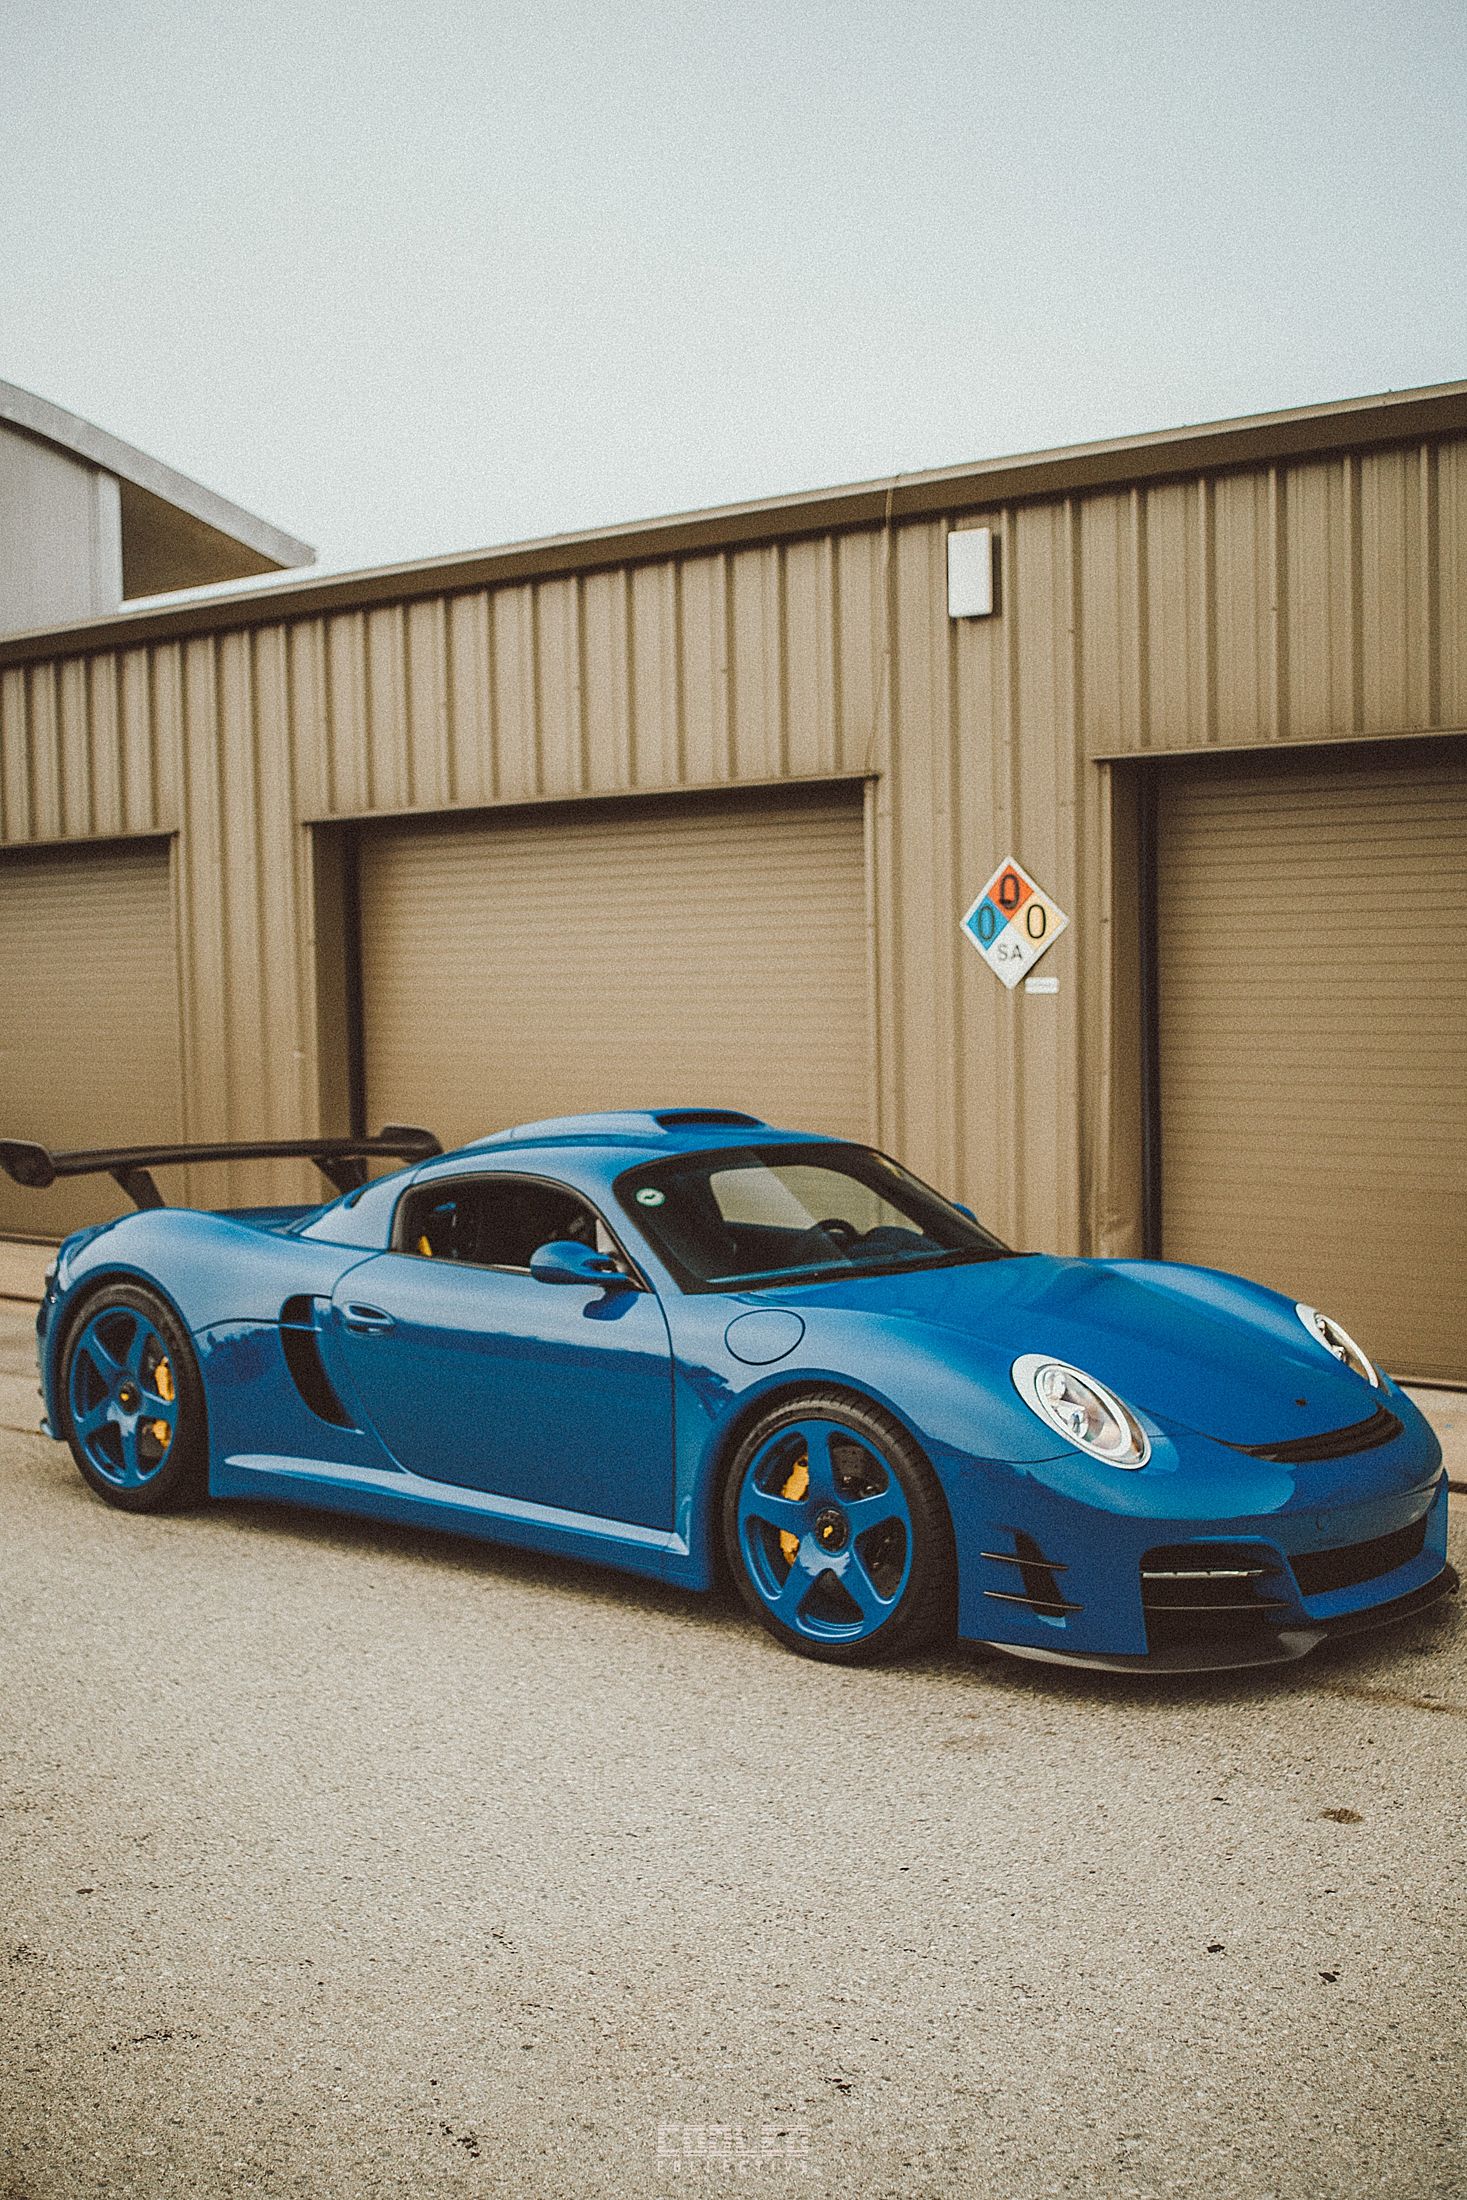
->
<box><xmin>814</xmin><ymin>1217</ymin><xmax>860</xmax><ymax>1247</ymax></box>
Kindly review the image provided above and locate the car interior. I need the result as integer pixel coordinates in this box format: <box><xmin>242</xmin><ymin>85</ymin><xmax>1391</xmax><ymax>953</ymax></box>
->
<box><xmin>396</xmin><ymin>1177</ymin><xmax>613</xmax><ymax>1271</ymax></box>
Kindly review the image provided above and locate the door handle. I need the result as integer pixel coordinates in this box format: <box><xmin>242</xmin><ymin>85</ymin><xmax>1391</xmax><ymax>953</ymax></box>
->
<box><xmin>342</xmin><ymin>1303</ymin><xmax>395</xmax><ymax>1333</ymax></box>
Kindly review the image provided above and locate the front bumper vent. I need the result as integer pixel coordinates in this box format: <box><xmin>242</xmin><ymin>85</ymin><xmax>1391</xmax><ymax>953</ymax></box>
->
<box><xmin>1141</xmin><ymin>1542</ymin><xmax>1290</xmax><ymax>1653</ymax></box>
<box><xmin>1291</xmin><ymin>1512</ymin><xmax>1428</xmax><ymax>1598</ymax></box>
<box><xmin>1228</xmin><ymin>1403</ymin><xmax>1403</xmax><ymax>1465</ymax></box>
<box><xmin>980</xmin><ymin>1533</ymin><xmax>1082</xmax><ymax>1616</ymax></box>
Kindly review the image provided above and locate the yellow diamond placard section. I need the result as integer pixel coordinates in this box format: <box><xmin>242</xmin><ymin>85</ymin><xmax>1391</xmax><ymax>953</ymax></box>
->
<box><xmin>961</xmin><ymin>859</ymin><xmax>1069</xmax><ymax>989</ymax></box>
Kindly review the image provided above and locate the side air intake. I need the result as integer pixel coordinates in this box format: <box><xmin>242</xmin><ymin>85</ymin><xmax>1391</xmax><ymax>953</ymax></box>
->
<box><xmin>279</xmin><ymin>1296</ymin><xmax>356</xmax><ymax>1428</ymax></box>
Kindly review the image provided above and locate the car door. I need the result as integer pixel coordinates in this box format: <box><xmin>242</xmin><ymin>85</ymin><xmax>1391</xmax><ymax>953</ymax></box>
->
<box><xmin>325</xmin><ymin>1172</ymin><xmax>676</xmax><ymax>1530</ymax></box>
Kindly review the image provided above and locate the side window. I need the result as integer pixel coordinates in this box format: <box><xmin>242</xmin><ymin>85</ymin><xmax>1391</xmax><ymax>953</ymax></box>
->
<box><xmin>398</xmin><ymin>1177</ymin><xmax>609</xmax><ymax>1271</ymax></box>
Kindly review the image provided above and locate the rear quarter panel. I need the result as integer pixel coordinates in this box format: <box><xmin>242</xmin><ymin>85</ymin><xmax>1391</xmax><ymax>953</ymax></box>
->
<box><xmin>40</xmin><ymin>1209</ymin><xmax>376</xmax><ymax>1442</ymax></box>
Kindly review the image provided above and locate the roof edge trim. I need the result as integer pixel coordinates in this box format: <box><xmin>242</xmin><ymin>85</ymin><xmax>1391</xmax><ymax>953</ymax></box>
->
<box><xmin>2</xmin><ymin>380</ymin><xmax>1464</xmax><ymax>668</ymax></box>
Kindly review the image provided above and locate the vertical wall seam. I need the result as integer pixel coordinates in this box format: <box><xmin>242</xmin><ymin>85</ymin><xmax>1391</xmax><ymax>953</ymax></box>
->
<box><xmin>21</xmin><ymin>666</ymin><xmax>38</xmax><ymax>841</ymax></box>
<box><xmin>943</xmin><ymin>528</ymin><xmax>963</xmax><ymax>1195</ymax></box>
<box><xmin>283</xmin><ymin>617</ymin><xmax>318</xmax><ymax>1140</ymax></box>
<box><xmin>107</xmin><ymin>655</ymin><xmax>125</xmax><ymax>831</ymax></box>
<box><xmin>1346</xmin><ymin>453</ymin><xmax>1364</xmax><ymax>731</ymax></box>
<box><xmin>861</xmin><ymin>776</ymin><xmax>882</xmax><ymax>1144</ymax></box>
<box><xmin>357</xmin><ymin>613</ymin><xmax>375</xmax><ymax>815</ymax></box>
<box><xmin>827</xmin><ymin>536</ymin><xmax>844</xmax><ymax>780</ymax></box>
<box><xmin>76</xmin><ymin>659</ymin><xmax>93</xmax><ymax>839</ymax></box>
<box><xmin>528</xmin><ymin>584</ymin><xmax>545</xmax><ymax>798</ymax></box>
<box><xmin>573</xmin><ymin>575</ymin><xmax>591</xmax><ymax>794</ymax></box>
<box><xmin>1002</xmin><ymin>506</ymin><xmax>1023</xmax><ymax>1242</ymax></box>
<box><xmin>620</xmin><ymin>568</ymin><xmax>635</xmax><ymax>793</ymax></box>
<box><xmin>721</xmin><ymin>552</ymin><xmax>737</xmax><ymax>783</ymax></box>
<box><xmin>76</xmin><ymin>660</ymin><xmax>93</xmax><ymax>838</ymax></box>
<box><xmin>437</xmin><ymin>596</ymin><xmax>457</xmax><ymax>807</ymax></box>
<box><xmin>1066</xmin><ymin>496</ymin><xmax>1092</xmax><ymax>1243</ymax></box>
<box><xmin>775</xmin><ymin>543</ymin><xmax>790</xmax><ymax>781</ymax></box>
<box><xmin>1269</xmin><ymin>464</ymin><xmax>1289</xmax><ymax>740</ymax></box>
<box><xmin>1199</xmin><ymin>476</ymin><xmax>1217</xmax><ymax>745</ymax></box>
<box><xmin>145</xmin><ymin>645</ymin><xmax>162</xmax><ymax>831</ymax></box>
<box><xmin>1131</xmin><ymin>488</ymin><xmax>1150</xmax><ymax>751</ymax></box>
<box><xmin>878</xmin><ymin>513</ymin><xmax>902</xmax><ymax>1149</ymax></box>
<box><xmin>670</xmin><ymin>562</ymin><xmax>687</xmax><ymax>785</ymax></box>
<box><xmin>482</xmin><ymin>590</ymin><xmax>500</xmax><ymax>803</ymax></box>
<box><xmin>165</xmin><ymin>827</ymin><xmax>187</xmax><ymax>1140</ymax></box>
<box><xmin>244</xmin><ymin>632</ymin><xmax>273</xmax><ymax>1139</ymax></box>
<box><xmin>1421</xmin><ymin>440</ymin><xmax>1440</xmax><ymax>726</ymax></box>
<box><xmin>320</xmin><ymin>618</ymin><xmax>340</xmax><ymax>816</ymax></box>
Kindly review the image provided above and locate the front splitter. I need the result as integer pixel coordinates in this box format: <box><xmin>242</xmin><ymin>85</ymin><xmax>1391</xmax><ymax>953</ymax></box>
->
<box><xmin>977</xmin><ymin>1564</ymin><xmax>1459</xmax><ymax>1675</ymax></box>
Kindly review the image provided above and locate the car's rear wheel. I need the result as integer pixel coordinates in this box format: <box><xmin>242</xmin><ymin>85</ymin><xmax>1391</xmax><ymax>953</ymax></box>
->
<box><xmin>722</xmin><ymin>1390</ymin><xmax>954</xmax><ymax>1665</ymax></box>
<box><xmin>60</xmin><ymin>1283</ymin><xmax>207</xmax><ymax>1512</ymax></box>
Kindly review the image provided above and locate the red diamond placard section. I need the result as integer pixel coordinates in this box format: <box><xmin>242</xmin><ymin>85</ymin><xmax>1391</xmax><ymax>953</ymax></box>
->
<box><xmin>961</xmin><ymin>857</ymin><xmax>1069</xmax><ymax>988</ymax></box>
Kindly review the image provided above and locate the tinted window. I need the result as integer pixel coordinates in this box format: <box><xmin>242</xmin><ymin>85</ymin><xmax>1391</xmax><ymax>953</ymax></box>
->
<box><xmin>397</xmin><ymin>1176</ymin><xmax>607</xmax><ymax>1270</ymax></box>
<box><xmin>615</xmin><ymin>1143</ymin><xmax>1009</xmax><ymax>1292</ymax></box>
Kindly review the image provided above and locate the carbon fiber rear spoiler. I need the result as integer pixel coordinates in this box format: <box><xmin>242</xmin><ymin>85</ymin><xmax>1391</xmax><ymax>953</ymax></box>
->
<box><xmin>0</xmin><ymin>1125</ymin><xmax>443</xmax><ymax>1211</ymax></box>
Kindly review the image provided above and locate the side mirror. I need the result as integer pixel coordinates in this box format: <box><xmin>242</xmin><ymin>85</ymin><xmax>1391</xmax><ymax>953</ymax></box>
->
<box><xmin>529</xmin><ymin>1239</ymin><xmax>633</xmax><ymax>1288</ymax></box>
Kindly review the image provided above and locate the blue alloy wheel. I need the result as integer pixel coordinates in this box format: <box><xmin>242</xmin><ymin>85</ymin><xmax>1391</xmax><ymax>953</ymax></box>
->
<box><xmin>68</xmin><ymin>1304</ymin><xmax>180</xmax><ymax>1487</ymax></box>
<box><xmin>725</xmin><ymin>1392</ymin><xmax>952</xmax><ymax>1664</ymax></box>
<box><xmin>61</xmin><ymin>1284</ymin><xmax>206</xmax><ymax>1512</ymax></box>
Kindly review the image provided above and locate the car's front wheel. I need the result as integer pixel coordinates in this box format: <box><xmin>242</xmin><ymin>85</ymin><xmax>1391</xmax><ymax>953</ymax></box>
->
<box><xmin>722</xmin><ymin>1390</ymin><xmax>954</xmax><ymax>1664</ymax></box>
<box><xmin>60</xmin><ymin>1283</ymin><xmax>207</xmax><ymax>1512</ymax></box>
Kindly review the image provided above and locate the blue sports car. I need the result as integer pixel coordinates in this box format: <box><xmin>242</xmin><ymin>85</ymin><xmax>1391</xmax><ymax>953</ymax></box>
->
<box><xmin>3</xmin><ymin>1109</ymin><xmax>1455</xmax><ymax>1671</ymax></box>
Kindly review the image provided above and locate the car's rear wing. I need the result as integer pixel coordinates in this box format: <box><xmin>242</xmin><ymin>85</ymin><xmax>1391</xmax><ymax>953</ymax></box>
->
<box><xmin>0</xmin><ymin>1125</ymin><xmax>443</xmax><ymax>1211</ymax></box>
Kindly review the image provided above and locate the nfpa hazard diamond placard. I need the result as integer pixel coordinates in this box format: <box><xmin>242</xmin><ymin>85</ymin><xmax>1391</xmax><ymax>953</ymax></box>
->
<box><xmin>960</xmin><ymin>857</ymin><xmax>1068</xmax><ymax>988</ymax></box>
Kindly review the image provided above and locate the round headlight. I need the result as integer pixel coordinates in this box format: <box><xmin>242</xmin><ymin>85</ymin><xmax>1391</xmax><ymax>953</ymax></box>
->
<box><xmin>1011</xmin><ymin>1353</ymin><xmax>1150</xmax><ymax>1467</ymax></box>
<box><xmin>1295</xmin><ymin>1304</ymin><xmax>1379</xmax><ymax>1388</ymax></box>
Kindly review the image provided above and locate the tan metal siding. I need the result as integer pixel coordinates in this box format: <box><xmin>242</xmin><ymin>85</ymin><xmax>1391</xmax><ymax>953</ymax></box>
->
<box><xmin>0</xmin><ymin>414</ymin><xmax>1460</xmax><ymax>1254</ymax></box>
<box><xmin>1156</xmin><ymin>743</ymin><xmax>1467</xmax><ymax>1384</ymax></box>
<box><xmin>1080</xmin><ymin>440</ymin><xmax>1465</xmax><ymax>758</ymax></box>
<box><xmin>0</xmin><ymin>839</ymin><xmax>182</xmax><ymax>1237</ymax></box>
<box><xmin>358</xmin><ymin>789</ymin><xmax>873</xmax><ymax>1152</ymax></box>
<box><xmin>0</xmin><ymin>644</ymin><xmax>177</xmax><ymax>847</ymax></box>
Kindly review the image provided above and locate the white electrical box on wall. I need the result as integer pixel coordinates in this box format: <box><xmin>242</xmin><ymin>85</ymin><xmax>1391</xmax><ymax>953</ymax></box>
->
<box><xmin>947</xmin><ymin>526</ymin><xmax>994</xmax><ymax>618</ymax></box>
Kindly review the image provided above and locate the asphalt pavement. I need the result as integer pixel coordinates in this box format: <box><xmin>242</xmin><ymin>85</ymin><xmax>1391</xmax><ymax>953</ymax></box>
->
<box><xmin>2</xmin><ymin>1301</ymin><xmax>1464</xmax><ymax>2200</ymax></box>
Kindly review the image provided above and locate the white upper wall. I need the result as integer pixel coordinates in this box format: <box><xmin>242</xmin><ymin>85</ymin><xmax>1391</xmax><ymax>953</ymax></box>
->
<box><xmin>0</xmin><ymin>380</ymin><xmax>312</xmax><ymax>637</ymax></box>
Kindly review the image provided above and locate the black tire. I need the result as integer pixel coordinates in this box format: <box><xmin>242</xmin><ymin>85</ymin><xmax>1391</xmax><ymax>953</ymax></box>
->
<box><xmin>59</xmin><ymin>1281</ymin><xmax>208</xmax><ymax>1513</ymax></box>
<box><xmin>720</xmin><ymin>1387</ymin><xmax>955</xmax><ymax>1666</ymax></box>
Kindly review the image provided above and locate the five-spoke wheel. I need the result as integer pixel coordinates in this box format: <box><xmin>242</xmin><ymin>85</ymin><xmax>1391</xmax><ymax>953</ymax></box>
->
<box><xmin>722</xmin><ymin>1390</ymin><xmax>952</xmax><ymax>1664</ymax></box>
<box><xmin>61</xmin><ymin>1283</ymin><xmax>205</xmax><ymax>1511</ymax></box>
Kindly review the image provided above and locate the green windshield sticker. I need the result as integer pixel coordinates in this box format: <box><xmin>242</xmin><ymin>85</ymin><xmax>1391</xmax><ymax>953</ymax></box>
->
<box><xmin>635</xmin><ymin>1187</ymin><xmax>666</xmax><ymax>1207</ymax></box>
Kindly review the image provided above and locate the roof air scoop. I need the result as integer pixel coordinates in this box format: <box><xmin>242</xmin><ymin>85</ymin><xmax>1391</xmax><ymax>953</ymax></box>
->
<box><xmin>648</xmin><ymin>1110</ymin><xmax>765</xmax><ymax>1130</ymax></box>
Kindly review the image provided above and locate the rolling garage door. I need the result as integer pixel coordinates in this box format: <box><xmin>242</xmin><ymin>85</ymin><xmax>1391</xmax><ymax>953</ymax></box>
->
<box><xmin>0</xmin><ymin>840</ymin><xmax>183</xmax><ymax>1239</ymax></box>
<box><xmin>1156</xmin><ymin>743</ymin><xmax>1467</xmax><ymax>1385</ymax></box>
<box><xmin>357</xmin><ymin>786</ymin><xmax>873</xmax><ymax>1155</ymax></box>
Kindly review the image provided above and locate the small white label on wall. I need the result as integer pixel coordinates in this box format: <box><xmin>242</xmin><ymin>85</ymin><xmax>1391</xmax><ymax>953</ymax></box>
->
<box><xmin>1024</xmin><ymin>975</ymin><xmax>1060</xmax><ymax>994</ymax></box>
<box><xmin>947</xmin><ymin>527</ymin><xmax>994</xmax><ymax>618</ymax></box>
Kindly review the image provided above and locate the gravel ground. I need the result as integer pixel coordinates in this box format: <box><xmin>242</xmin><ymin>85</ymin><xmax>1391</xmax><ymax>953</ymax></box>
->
<box><xmin>1</xmin><ymin>1305</ymin><xmax>1464</xmax><ymax>2200</ymax></box>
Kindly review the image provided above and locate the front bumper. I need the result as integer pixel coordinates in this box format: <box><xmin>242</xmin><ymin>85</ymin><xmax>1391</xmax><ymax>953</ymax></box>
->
<box><xmin>947</xmin><ymin>1386</ymin><xmax>1453</xmax><ymax>1669</ymax></box>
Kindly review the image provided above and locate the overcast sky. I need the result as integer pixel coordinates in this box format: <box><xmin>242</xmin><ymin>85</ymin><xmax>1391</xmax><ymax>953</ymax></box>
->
<box><xmin>3</xmin><ymin>0</ymin><xmax>1464</xmax><ymax>587</ymax></box>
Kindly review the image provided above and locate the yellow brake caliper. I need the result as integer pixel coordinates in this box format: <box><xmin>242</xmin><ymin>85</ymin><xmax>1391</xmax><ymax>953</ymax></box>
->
<box><xmin>150</xmin><ymin>1356</ymin><xmax>174</xmax><ymax>1451</ymax></box>
<box><xmin>779</xmin><ymin>1451</ymin><xmax>809</xmax><ymax>1568</ymax></box>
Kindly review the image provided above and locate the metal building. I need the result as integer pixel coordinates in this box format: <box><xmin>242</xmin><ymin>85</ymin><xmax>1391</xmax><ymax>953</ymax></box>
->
<box><xmin>1</xmin><ymin>382</ymin><xmax>1463</xmax><ymax>1381</ymax></box>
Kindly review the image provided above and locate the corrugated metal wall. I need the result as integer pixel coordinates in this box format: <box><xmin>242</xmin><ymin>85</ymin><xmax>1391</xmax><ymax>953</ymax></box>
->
<box><xmin>1</xmin><ymin>430</ymin><xmax>1463</xmax><ymax>1244</ymax></box>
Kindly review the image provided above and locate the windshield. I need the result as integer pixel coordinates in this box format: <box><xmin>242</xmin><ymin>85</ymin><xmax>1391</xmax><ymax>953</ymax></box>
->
<box><xmin>613</xmin><ymin>1142</ymin><xmax>1011</xmax><ymax>1292</ymax></box>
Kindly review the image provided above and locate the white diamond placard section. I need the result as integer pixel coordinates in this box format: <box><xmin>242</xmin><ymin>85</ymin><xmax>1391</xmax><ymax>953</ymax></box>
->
<box><xmin>960</xmin><ymin>857</ymin><xmax>1069</xmax><ymax>989</ymax></box>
